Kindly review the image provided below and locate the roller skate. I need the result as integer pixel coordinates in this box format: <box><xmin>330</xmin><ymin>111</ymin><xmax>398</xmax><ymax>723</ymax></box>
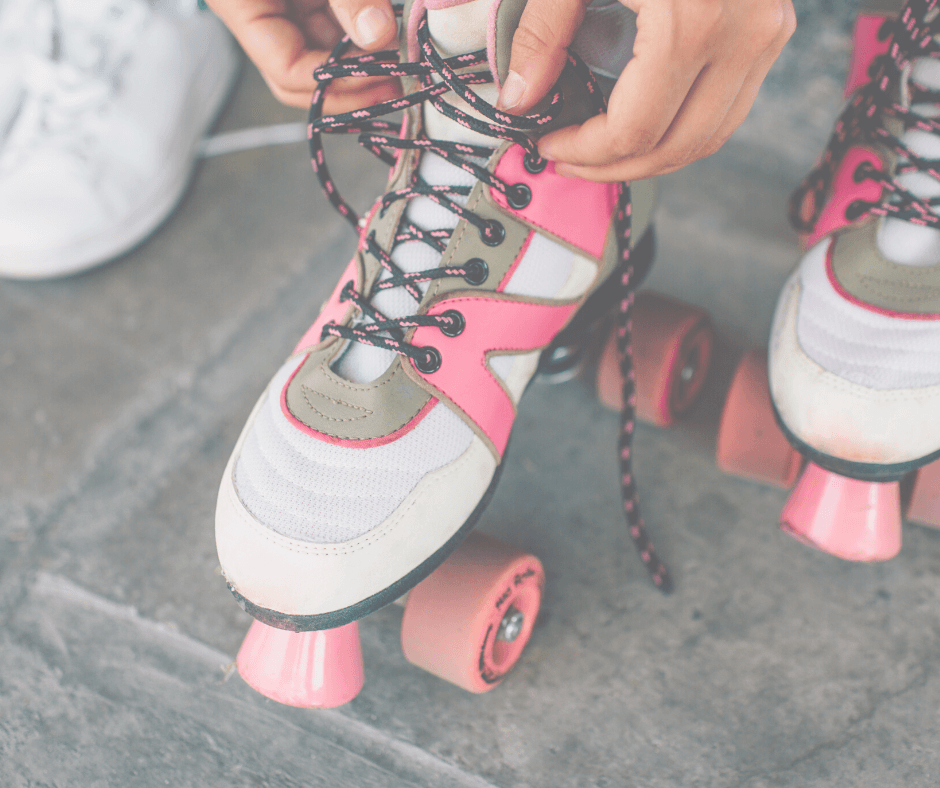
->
<box><xmin>216</xmin><ymin>0</ymin><xmax>671</xmax><ymax>707</ymax></box>
<box><xmin>719</xmin><ymin>0</ymin><xmax>940</xmax><ymax>560</ymax></box>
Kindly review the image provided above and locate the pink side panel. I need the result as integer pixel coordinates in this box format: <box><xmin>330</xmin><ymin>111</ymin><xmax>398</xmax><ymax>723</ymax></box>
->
<box><xmin>845</xmin><ymin>15</ymin><xmax>891</xmax><ymax>97</ymax></box>
<box><xmin>410</xmin><ymin>296</ymin><xmax>578</xmax><ymax>455</ymax></box>
<box><xmin>292</xmin><ymin>257</ymin><xmax>360</xmax><ymax>354</ymax></box>
<box><xmin>804</xmin><ymin>146</ymin><xmax>884</xmax><ymax>248</ymax></box>
<box><xmin>492</xmin><ymin>145</ymin><xmax>616</xmax><ymax>259</ymax></box>
<box><xmin>825</xmin><ymin>238</ymin><xmax>940</xmax><ymax>320</ymax></box>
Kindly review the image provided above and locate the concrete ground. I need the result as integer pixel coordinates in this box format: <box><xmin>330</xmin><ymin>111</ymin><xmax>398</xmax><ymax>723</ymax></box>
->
<box><xmin>6</xmin><ymin>4</ymin><xmax>940</xmax><ymax>786</ymax></box>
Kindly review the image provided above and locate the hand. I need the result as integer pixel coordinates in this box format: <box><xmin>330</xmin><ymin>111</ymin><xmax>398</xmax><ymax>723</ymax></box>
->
<box><xmin>498</xmin><ymin>0</ymin><xmax>796</xmax><ymax>182</ymax></box>
<box><xmin>207</xmin><ymin>0</ymin><xmax>400</xmax><ymax>112</ymax></box>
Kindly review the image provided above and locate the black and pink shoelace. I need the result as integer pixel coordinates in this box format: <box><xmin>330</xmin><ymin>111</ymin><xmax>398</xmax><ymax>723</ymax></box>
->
<box><xmin>306</xmin><ymin>7</ymin><xmax>671</xmax><ymax>592</ymax></box>
<box><xmin>791</xmin><ymin>0</ymin><xmax>940</xmax><ymax>234</ymax></box>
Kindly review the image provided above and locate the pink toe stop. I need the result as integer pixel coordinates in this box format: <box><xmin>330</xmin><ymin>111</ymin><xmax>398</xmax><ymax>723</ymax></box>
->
<box><xmin>780</xmin><ymin>462</ymin><xmax>902</xmax><ymax>562</ymax></box>
<box><xmin>907</xmin><ymin>458</ymin><xmax>940</xmax><ymax>528</ymax></box>
<box><xmin>236</xmin><ymin>619</ymin><xmax>364</xmax><ymax>708</ymax></box>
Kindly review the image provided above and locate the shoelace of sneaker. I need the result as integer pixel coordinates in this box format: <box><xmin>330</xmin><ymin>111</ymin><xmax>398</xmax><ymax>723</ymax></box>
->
<box><xmin>307</xmin><ymin>6</ymin><xmax>672</xmax><ymax>592</ymax></box>
<box><xmin>790</xmin><ymin>0</ymin><xmax>940</xmax><ymax>233</ymax></box>
<box><xmin>1</xmin><ymin>0</ymin><xmax>148</xmax><ymax>166</ymax></box>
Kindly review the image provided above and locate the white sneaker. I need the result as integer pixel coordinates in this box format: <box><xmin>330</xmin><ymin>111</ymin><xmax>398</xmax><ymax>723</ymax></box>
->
<box><xmin>0</xmin><ymin>0</ymin><xmax>239</xmax><ymax>279</ymax></box>
<box><xmin>0</xmin><ymin>0</ymin><xmax>54</xmax><ymax>142</ymax></box>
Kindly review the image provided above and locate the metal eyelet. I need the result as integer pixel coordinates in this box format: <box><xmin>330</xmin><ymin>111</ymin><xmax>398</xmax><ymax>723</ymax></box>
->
<box><xmin>463</xmin><ymin>258</ymin><xmax>489</xmax><ymax>286</ymax></box>
<box><xmin>853</xmin><ymin>162</ymin><xmax>871</xmax><ymax>183</ymax></box>
<box><xmin>845</xmin><ymin>200</ymin><xmax>869</xmax><ymax>221</ymax></box>
<box><xmin>507</xmin><ymin>183</ymin><xmax>532</xmax><ymax>210</ymax></box>
<box><xmin>439</xmin><ymin>309</ymin><xmax>465</xmax><ymax>337</ymax></box>
<box><xmin>523</xmin><ymin>154</ymin><xmax>547</xmax><ymax>174</ymax></box>
<box><xmin>415</xmin><ymin>346</ymin><xmax>442</xmax><ymax>374</ymax></box>
<box><xmin>480</xmin><ymin>220</ymin><xmax>505</xmax><ymax>246</ymax></box>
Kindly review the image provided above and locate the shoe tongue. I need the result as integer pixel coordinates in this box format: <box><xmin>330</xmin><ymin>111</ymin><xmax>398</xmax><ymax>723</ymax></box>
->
<box><xmin>417</xmin><ymin>0</ymin><xmax>506</xmax><ymax>148</ymax></box>
<box><xmin>426</xmin><ymin>0</ymin><xmax>494</xmax><ymax>59</ymax></box>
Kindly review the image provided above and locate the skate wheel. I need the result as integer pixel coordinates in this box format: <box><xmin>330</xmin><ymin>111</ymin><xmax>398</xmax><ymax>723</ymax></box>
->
<box><xmin>906</xmin><ymin>458</ymin><xmax>940</xmax><ymax>528</ymax></box>
<box><xmin>596</xmin><ymin>291</ymin><xmax>713</xmax><ymax>427</ymax></box>
<box><xmin>236</xmin><ymin>619</ymin><xmax>364</xmax><ymax>708</ymax></box>
<box><xmin>715</xmin><ymin>350</ymin><xmax>803</xmax><ymax>488</ymax></box>
<box><xmin>400</xmin><ymin>532</ymin><xmax>544</xmax><ymax>694</ymax></box>
<box><xmin>780</xmin><ymin>462</ymin><xmax>902</xmax><ymax>562</ymax></box>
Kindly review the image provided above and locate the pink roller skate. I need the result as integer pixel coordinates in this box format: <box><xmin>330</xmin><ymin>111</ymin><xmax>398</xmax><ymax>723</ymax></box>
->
<box><xmin>765</xmin><ymin>0</ymin><xmax>940</xmax><ymax>561</ymax></box>
<box><xmin>217</xmin><ymin>0</ymin><xmax>672</xmax><ymax>706</ymax></box>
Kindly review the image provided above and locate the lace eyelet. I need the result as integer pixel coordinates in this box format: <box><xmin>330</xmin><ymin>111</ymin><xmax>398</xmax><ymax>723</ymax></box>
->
<box><xmin>853</xmin><ymin>162</ymin><xmax>871</xmax><ymax>183</ymax></box>
<box><xmin>523</xmin><ymin>154</ymin><xmax>547</xmax><ymax>174</ymax></box>
<box><xmin>463</xmin><ymin>258</ymin><xmax>489</xmax><ymax>286</ymax></box>
<box><xmin>480</xmin><ymin>220</ymin><xmax>505</xmax><ymax>246</ymax></box>
<box><xmin>845</xmin><ymin>200</ymin><xmax>869</xmax><ymax>221</ymax></box>
<box><xmin>439</xmin><ymin>309</ymin><xmax>465</xmax><ymax>337</ymax></box>
<box><xmin>415</xmin><ymin>346</ymin><xmax>442</xmax><ymax>374</ymax></box>
<box><xmin>507</xmin><ymin>183</ymin><xmax>532</xmax><ymax>210</ymax></box>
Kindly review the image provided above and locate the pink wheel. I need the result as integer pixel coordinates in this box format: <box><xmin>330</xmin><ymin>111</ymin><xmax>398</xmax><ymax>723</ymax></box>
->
<box><xmin>400</xmin><ymin>532</ymin><xmax>544</xmax><ymax>693</ymax></box>
<box><xmin>780</xmin><ymin>462</ymin><xmax>902</xmax><ymax>562</ymax></box>
<box><xmin>716</xmin><ymin>350</ymin><xmax>803</xmax><ymax>488</ymax></box>
<box><xmin>906</xmin><ymin>458</ymin><xmax>940</xmax><ymax>528</ymax></box>
<box><xmin>596</xmin><ymin>291</ymin><xmax>713</xmax><ymax>427</ymax></box>
<box><xmin>236</xmin><ymin>619</ymin><xmax>364</xmax><ymax>708</ymax></box>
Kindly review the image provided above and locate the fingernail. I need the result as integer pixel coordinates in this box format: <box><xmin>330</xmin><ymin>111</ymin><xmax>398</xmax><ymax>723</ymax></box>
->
<box><xmin>355</xmin><ymin>6</ymin><xmax>393</xmax><ymax>47</ymax></box>
<box><xmin>497</xmin><ymin>70</ymin><xmax>526</xmax><ymax>110</ymax></box>
<box><xmin>538</xmin><ymin>141</ymin><xmax>556</xmax><ymax>161</ymax></box>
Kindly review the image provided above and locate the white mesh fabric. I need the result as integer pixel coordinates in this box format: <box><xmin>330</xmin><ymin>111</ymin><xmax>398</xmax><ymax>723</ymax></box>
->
<box><xmin>795</xmin><ymin>241</ymin><xmax>940</xmax><ymax>389</ymax></box>
<box><xmin>234</xmin><ymin>358</ymin><xmax>475</xmax><ymax>543</ymax></box>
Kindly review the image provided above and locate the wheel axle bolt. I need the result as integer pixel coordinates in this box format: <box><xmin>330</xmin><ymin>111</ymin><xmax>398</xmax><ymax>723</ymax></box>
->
<box><xmin>496</xmin><ymin>607</ymin><xmax>525</xmax><ymax>643</ymax></box>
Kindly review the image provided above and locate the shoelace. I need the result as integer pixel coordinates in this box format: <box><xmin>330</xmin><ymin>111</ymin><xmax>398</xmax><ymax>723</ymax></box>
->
<box><xmin>790</xmin><ymin>0</ymin><xmax>940</xmax><ymax>233</ymax></box>
<box><xmin>307</xmin><ymin>7</ymin><xmax>672</xmax><ymax>592</ymax></box>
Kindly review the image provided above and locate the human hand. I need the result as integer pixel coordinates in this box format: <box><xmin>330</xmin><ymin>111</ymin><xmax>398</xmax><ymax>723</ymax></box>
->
<box><xmin>207</xmin><ymin>0</ymin><xmax>400</xmax><ymax>111</ymax></box>
<box><xmin>498</xmin><ymin>0</ymin><xmax>796</xmax><ymax>182</ymax></box>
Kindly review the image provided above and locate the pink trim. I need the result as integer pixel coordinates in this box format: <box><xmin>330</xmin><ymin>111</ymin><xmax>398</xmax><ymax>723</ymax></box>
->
<box><xmin>825</xmin><ymin>241</ymin><xmax>940</xmax><ymax>321</ymax></box>
<box><xmin>410</xmin><ymin>295</ymin><xmax>579</xmax><ymax>455</ymax></box>
<box><xmin>292</xmin><ymin>257</ymin><xmax>360</xmax><ymax>354</ymax></box>
<box><xmin>496</xmin><ymin>230</ymin><xmax>533</xmax><ymax>291</ymax></box>
<box><xmin>492</xmin><ymin>145</ymin><xmax>616</xmax><ymax>259</ymax></box>
<box><xmin>487</xmin><ymin>0</ymin><xmax>504</xmax><ymax>89</ymax></box>
<box><xmin>281</xmin><ymin>362</ymin><xmax>440</xmax><ymax>447</ymax></box>
<box><xmin>845</xmin><ymin>15</ymin><xmax>891</xmax><ymax>97</ymax></box>
<box><xmin>804</xmin><ymin>146</ymin><xmax>884</xmax><ymax>248</ymax></box>
<box><xmin>406</xmin><ymin>0</ymin><xmax>428</xmax><ymax>62</ymax></box>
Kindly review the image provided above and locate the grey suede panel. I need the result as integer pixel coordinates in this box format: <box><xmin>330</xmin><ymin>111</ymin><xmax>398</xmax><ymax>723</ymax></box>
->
<box><xmin>427</xmin><ymin>150</ymin><xmax>532</xmax><ymax>302</ymax></box>
<box><xmin>493</xmin><ymin>0</ymin><xmax>526</xmax><ymax>85</ymax></box>
<box><xmin>831</xmin><ymin>219</ymin><xmax>940</xmax><ymax>314</ymax></box>
<box><xmin>285</xmin><ymin>346</ymin><xmax>433</xmax><ymax>441</ymax></box>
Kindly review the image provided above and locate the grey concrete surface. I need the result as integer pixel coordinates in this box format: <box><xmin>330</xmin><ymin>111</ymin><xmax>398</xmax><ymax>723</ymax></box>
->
<box><xmin>7</xmin><ymin>4</ymin><xmax>940</xmax><ymax>786</ymax></box>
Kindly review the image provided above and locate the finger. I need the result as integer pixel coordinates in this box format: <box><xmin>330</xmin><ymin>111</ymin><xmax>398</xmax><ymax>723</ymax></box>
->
<box><xmin>327</xmin><ymin>0</ymin><xmax>396</xmax><ymax>51</ymax></box>
<box><xmin>268</xmin><ymin>73</ymin><xmax>402</xmax><ymax>110</ymax></box>
<box><xmin>497</xmin><ymin>0</ymin><xmax>588</xmax><ymax>113</ymax></box>
<box><xmin>537</xmin><ymin>8</ymin><xmax>704</xmax><ymax>166</ymax></box>
<box><xmin>695</xmin><ymin>5</ymin><xmax>796</xmax><ymax>159</ymax></box>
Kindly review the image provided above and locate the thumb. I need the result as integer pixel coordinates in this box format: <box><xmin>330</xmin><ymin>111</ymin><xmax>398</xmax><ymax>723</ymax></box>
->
<box><xmin>497</xmin><ymin>0</ymin><xmax>587</xmax><ymax>113</ymax></box>
<box><xmin>328</xmin><ymin>0</ymin><xmax>397</xmax><ymax>51</ymax></box>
